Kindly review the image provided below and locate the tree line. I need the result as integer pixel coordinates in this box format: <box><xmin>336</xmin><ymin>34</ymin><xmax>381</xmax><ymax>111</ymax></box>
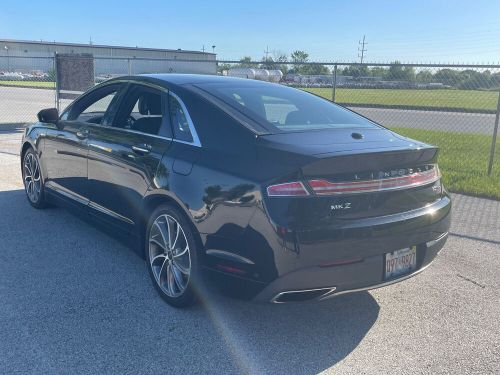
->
<box><xmin>341</xmin><ymin>63</ymin><xmax>500</xmax><ymax>89</ymax></box>
<box><xmin>218</xmin><ymin>52</ymin><xmax>500</xmax><ymax>90</ymax></box>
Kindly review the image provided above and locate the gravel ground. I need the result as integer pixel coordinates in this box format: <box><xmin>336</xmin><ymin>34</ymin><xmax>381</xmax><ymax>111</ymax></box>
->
<box><xmin>0</xmin><ymin>129</ymin><xmax>499</xmax><ymax>374</ymax></box>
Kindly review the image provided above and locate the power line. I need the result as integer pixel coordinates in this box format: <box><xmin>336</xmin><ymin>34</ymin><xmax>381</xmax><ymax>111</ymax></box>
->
<box><xmin>358</xmin><ymin>35</ymin><xmax>367</xmax><ymax>63</ymax></box>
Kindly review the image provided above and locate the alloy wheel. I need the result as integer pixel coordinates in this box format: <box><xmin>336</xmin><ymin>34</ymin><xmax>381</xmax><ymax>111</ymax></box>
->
<box><xmin>23</xmin><ymin>152</ymin><xmax>42</xmax><ymax>204</ymax></box>
<box><xmin>148</xmin><ymin>214</ymin><xmax>191</xmax><ymax>298</ymax></box>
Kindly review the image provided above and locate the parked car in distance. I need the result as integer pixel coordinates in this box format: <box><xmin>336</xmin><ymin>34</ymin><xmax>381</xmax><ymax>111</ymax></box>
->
<box><xmin>21</xmin><ymin>74</ymin><xmax>451</xmax><ymax>307</ymax></box>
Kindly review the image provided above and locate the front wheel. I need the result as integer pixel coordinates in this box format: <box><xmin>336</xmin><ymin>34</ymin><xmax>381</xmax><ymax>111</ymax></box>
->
<box><xmin>145</xmin><ymin>204</ymin><xmax>199</xmax><ymax>307</ymax></box>
<box><xmin>22</xmin><ymin>148</ymin><xmax>47</xmax><ymax>209</ymax></box>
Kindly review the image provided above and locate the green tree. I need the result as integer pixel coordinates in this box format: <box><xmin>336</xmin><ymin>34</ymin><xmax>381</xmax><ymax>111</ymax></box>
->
<box><xmin>290</xmin><ymin>50</ymin><xmax>309</xmax><ymax>74</ymax></box>
<box><xmin>342</xmin><ymin>65</ymin><xmax>369</xmax><ymax>78</ymax></box>
<box><xmin>387</xmin><ymin>61</ymin><xmax>415</xmax><ymax>81</ymax></box>
<box><xmin>47</xmin><ymin>68</ymin><xmax>56</xmax><ymax>82</ymax></box>
<box><xmin>433</xmin><ymin>68</ymin><xmax>463</xmax><ymax>86</ymax></box>
<box><xmin>272</xmin><ymin>52</ymin><xmax>289</xmax><ymax>75</ymax></box>
<box><xmin>462</xmin><ymin>70</ymin><xmax>496</xmax><ymax>89</ymax></box>
<box><xmin>369</xmin><ymin>66</ymin><xmax>387</xmax><ymax>78</ymax></box>
<box><xmin>260</xmin><ymin>56</ymin><xmax>275</xmax><ymax>70</ymax></box>
<box><xmin>302</xmin><ymin>64</ymin><xmax>330</xmax><ymax>75</ymax></box>
<box><xmin>416</xmin><ymin>69</ymin><xmax>434</xmax><ymax>83</ymax></box>
<box><xmin>237</xmin><ymin>56</ymin><xmax>254</xmax><ymax>68</ymax></box>
<box><xmin>217</xmin><ymin>63</ymin><xmax>231</xmax><ymax>74</ymax></box>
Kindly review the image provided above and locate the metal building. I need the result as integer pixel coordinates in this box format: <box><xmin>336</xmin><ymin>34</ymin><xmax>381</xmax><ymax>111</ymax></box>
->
<box><xmin>0</xmin><ymin>39</ymin><xmax>217</xmax><ymax>75</ymax></box>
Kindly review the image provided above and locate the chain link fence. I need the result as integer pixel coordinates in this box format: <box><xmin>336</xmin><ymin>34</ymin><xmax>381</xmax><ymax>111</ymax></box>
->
<box><xmin>219</xmin><ymin>60</ymin><xmax>500</xmax><ymax>198</ymax></box>
<box><xmin>0</xmin><ymin>56</ymin><xmax>499</xmax><ymax>198</ymax></box>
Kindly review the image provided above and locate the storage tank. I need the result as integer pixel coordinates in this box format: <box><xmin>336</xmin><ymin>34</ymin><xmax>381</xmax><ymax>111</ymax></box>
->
<box><xmin>228</xmin><ymin>68</ymin><xmax>282</xmax><ymax>82</ymax></box>
<box><xmin>227</xmin><ymin>68</ymin><xmax>257</xmax><ymax>79</ymax></box>
<box><xmin>267</xmin><ymin>70</ymin><xmax>283</xmax><ymax>82</ymax></box>
<box><xmin>252</xmin><ymin>69</ymin><xmax>270</xmax><ymax>81</ymax></box>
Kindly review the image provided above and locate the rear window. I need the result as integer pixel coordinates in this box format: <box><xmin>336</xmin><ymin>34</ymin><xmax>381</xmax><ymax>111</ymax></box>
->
<box><xmin>196</xmin><ymin>82</ymin><xmax>379</xmax><ymax>133</ymax></box>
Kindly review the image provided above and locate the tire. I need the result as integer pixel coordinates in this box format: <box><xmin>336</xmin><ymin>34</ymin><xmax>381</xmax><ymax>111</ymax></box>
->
<box><xmin>145</xmin><ymin>204</ymin><xmax>200</xmax><ymax>307</ymax></box>
<box><xmin>22</xmin><ymin>147</ymin><xmax>47</xmax><ymax>209</ymax></box>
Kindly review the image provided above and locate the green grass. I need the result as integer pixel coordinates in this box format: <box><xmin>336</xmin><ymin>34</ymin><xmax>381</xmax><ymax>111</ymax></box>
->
<box><xmin>391</xmin><ymin>127</ymin><xmax>500</xmax><ymax>199</ymax></box>
<box><xmin>0</xmin><ymin>80</ymin><xmax>55</xmax><ymax>88</ymax></box>
<box><xmin>303</xmin><ymin>88</ymin><xmax>499</xmax><ymax>112</ymax></box>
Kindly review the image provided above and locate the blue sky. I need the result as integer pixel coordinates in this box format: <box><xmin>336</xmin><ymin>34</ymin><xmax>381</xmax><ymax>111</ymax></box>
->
<box><xmin>1</xmin><ymin>0</ymin><xmax>499</xmax><ymax>63</ymax></box>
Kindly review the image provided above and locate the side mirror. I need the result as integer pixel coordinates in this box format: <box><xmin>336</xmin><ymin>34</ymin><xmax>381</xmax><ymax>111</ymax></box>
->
<box><xmin>37</xmin><ymin>108</ymin><xmax>59</xmax><ymax>124</ymax></box>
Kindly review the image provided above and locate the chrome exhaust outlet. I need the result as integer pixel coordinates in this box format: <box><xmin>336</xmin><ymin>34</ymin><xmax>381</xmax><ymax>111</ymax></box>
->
<box><xmin>271</xmin><ymin>287</ymin><xmax>337</xmax><ymax>303</ymax></box>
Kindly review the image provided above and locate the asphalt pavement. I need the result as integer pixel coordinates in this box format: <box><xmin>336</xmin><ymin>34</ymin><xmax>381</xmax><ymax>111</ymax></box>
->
<box><xmin>352</xmin><ymin>106</ymin><xmax>496</xmax><ymax>135</ymax></box>
<box><xmin>0</xmin><ymin>129</ymin><xmax>499</xmax><ymax>374</ymax></box>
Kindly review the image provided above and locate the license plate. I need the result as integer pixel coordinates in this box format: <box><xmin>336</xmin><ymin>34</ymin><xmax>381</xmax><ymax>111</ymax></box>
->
<box><xmin>384</xmin><ymin>247</ymin><xmax>417</xmax><ymax>280</ymax></box>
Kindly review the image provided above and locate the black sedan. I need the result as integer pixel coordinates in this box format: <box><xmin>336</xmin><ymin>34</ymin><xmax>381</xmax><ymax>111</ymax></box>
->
<box><xmin>21</xmin><ymin>74</ymin><xmax>451</xmax><ymax>306</ymax></box>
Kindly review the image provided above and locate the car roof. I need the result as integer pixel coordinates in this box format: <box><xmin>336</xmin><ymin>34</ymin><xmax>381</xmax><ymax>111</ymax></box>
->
<box><xmin>106</xmin><ymin>73</ymin><xmax>281</xmax><ymax>89</ymax></box>
<box><xmin>141</xmin><ymin>73</ymin><xmax>263</xmax><ymax>85</ymax></box>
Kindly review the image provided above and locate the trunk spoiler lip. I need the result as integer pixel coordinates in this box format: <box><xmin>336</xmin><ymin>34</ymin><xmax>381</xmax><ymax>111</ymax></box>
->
<box><xmin>309</xmin><ymin>143</ymin><xmax>436</xmax><ymax>157</ymax></box>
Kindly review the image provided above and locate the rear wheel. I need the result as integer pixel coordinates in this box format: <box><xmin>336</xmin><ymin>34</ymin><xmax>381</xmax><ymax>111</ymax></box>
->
<box><xmin>145</xmin><ymin>204</ymin><xmax>199</xmax><ymax>307</ymax></box>
<box><xmin>22</xmin><ymin>148</ymin><xmax>47</xmax><ymax>209</ymax></box>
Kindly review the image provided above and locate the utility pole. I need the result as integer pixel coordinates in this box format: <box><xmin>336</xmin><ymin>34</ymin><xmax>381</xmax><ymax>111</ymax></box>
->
<box><xmin>264</xmin><ymin>45</ymin><xmax>270</xmax><ymax>60</ymax></box>
<box><xmin>358</xmin><ymin>35</ymin><xmax>367</xmax><ymax>63</ymax></box>
<box><xmin>202</xmin><ymin>45</ymin><xmax>205</xmax><ymax>52</ymax></box>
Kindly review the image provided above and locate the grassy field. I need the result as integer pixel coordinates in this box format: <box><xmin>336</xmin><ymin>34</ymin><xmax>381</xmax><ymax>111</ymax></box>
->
<box><xmin>303</xmin><ymin>88</ymin><xmax>499</xmax><ymax>112</ymax></box>
<box><xmin>0</xmin><ymin>80</ymin><xmax>55</xmax><ymax>88</ymax></box>
<box><xmin>391</xmin><ymin>127</ymin><xmax>500</xmax><ymax>199</ymax></box>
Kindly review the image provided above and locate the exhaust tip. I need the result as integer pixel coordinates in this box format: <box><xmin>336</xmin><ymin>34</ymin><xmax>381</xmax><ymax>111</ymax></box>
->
<box><xmin>272</xmin><ymin>287</ymin><xmax>337</xmax><ymax>303</ymax></box>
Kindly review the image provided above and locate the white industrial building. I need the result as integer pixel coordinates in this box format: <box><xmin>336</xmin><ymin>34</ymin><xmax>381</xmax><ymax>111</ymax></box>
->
<box><xmin>0</xmin><ymin>39</ymin><xmax>217</xmax><ymax>75</ymax></box>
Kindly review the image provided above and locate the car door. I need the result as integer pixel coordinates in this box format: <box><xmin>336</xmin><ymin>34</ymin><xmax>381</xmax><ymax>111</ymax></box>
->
<box><xmin>43</xmin><ymin>83</ymin><xmax>125</xmax><ymax>206</ymax></box>
<box><xmin>86</xmin><ymin>82</ymin><xmax>172</xmax><ymax>230</ymax></box>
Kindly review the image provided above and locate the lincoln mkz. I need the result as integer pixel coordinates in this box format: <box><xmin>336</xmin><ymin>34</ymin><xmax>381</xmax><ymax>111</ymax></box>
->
<box><xmin>21</xmin><ymin>74</ymin><xmax>451</xmax><ymax>306</ymax></box>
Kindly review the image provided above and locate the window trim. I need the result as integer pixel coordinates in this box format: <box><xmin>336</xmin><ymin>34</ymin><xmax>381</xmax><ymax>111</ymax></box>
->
<box><xmin>61</xmin><ymin>79</ymin><xmax>203</xmax><ymax>147</ymax></box>
<box><xmin>168</xmin><ymin>91</ymin><xmax>201</xmax><ymax>148</ymax></box>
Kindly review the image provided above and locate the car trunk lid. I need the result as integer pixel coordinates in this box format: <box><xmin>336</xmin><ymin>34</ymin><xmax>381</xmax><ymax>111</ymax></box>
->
<box><xmin>259</xmin><ymin>128</ymin><xmax>442</xmax><ymax>227</ymax></box>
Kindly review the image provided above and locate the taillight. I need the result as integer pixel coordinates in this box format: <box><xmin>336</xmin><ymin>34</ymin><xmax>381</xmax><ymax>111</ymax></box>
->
<box><xmin>309</xmin><ymin>165</ymin><xmax>440</xmax><ymax>195</ymax></box>
<box><xmin>266</xmin><ymin>181</ymin><xmax>309</xmax><ymax>197</ymax></box>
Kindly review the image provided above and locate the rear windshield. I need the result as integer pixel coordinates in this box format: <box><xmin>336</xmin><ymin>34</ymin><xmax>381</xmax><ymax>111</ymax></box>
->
<box><xmin>195</xmin><ymin>82</ymin><xmax>379</xmax><ymax>133</ymax></box>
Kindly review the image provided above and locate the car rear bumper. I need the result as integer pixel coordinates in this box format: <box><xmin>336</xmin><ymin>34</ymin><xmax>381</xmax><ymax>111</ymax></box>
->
<box><xmin>254</xmin><ymin>231</ymin><xmax>448</xmax><ymax>302</ymax></box>
<box><xmin>252</xmin><ymin>196</ymin><xmax>451</xmax><ymax>303</ymax></box>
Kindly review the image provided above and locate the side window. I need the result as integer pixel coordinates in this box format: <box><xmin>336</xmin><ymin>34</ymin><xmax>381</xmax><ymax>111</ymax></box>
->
<box><xmin>114</xmin><ymin>84</ymin><xmax>169</xmax><ymax>137</ymax></box>
<box><xmin>67</xmin><ymin>84</ymin><xmax>121</xmax><ymax>124</ymax></box>
<box><xmin>169</xmin><ymin>94</ymin><xmax>194</xmax><ymax>143</ymax></box>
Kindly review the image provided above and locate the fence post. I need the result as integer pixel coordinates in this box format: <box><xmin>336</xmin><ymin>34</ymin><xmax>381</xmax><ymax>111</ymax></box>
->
<box><xmin>487</xmin><ymin>91</ymin><xmax>500</xmax><ymax>176</ymax></box>
<box><xmin>332</xmin><ymin>64</ymin><xmax>337</xmax><ymax>102</ymax></box>
<box><xmin>127</xmin><ymin>58</ymin><xmax>131</xmax><ymax>76</ymax></box>
<box><xmin>54</xmin><ymin>53</ymin><xmax>59</xmax><ymax>112</ymax></box>
<box><xmin>52</xmin><ymin>56</ymin><xmax>58</xmax><ymax>110</ymax></box>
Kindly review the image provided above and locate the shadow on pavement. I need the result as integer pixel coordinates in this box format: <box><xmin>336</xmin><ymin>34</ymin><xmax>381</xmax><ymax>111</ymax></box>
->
<box><xmin>0</xmin><ymin>189</ymin><xmax>379</xmax><ymax>374</ymax></box>
<box><xmin>450</xmin><ymin>232</ymin><xmax>500</xmax><ymax>246</ymax></box>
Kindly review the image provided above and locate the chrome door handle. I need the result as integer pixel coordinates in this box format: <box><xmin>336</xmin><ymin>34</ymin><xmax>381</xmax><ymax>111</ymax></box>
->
<box><xmin>131</xmin><ymin>144</ymin><xmax>151</xmax><ymax>155</ymax></box>
<box><xmin>76</xmin><ymin>129</ymin><xmax>90</xmax><ymax>139</ymax></box>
